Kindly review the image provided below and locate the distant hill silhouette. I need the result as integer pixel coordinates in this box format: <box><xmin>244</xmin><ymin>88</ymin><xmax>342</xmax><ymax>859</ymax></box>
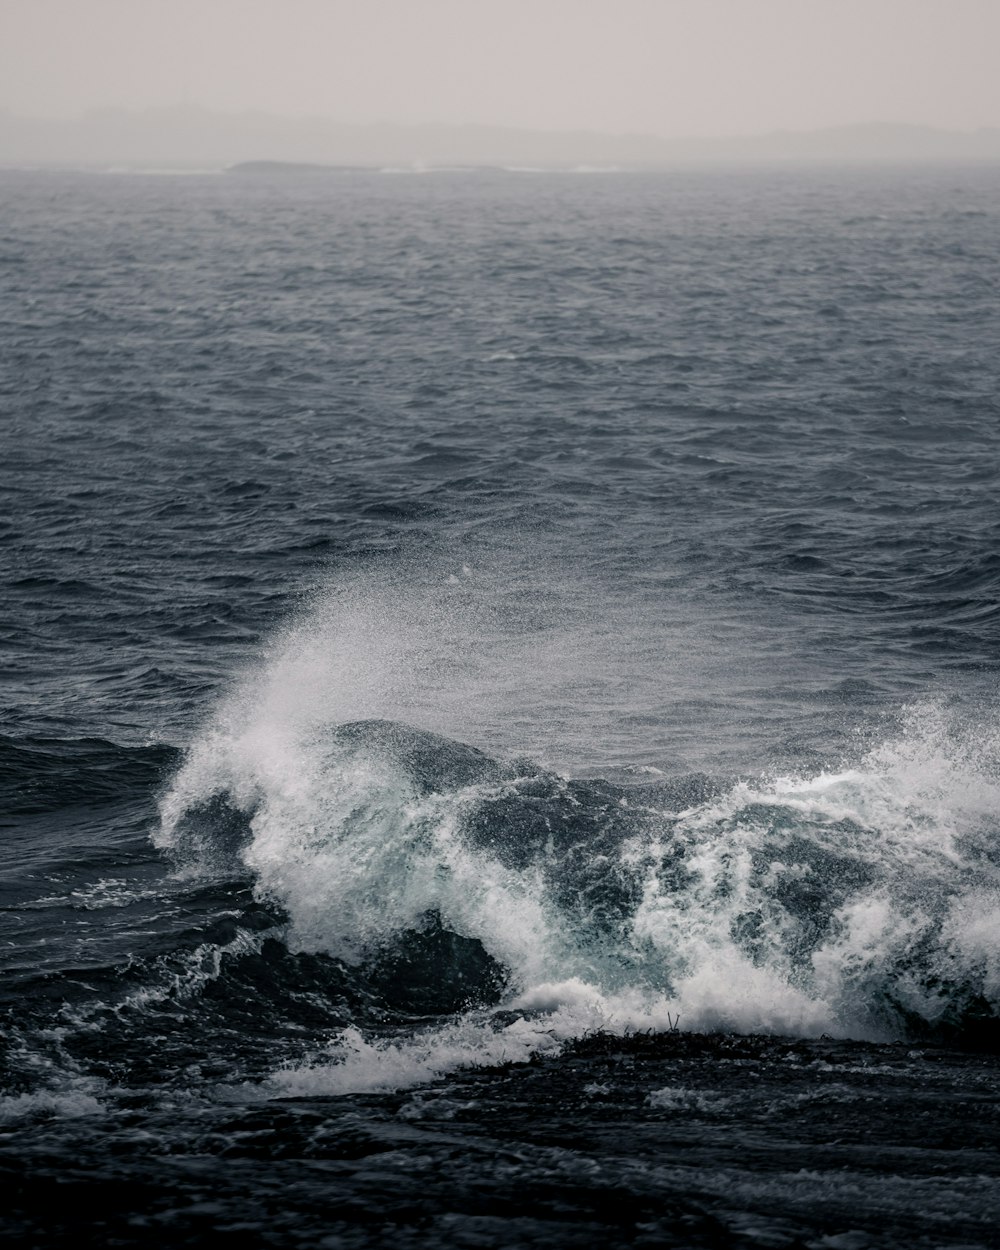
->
<box><xmin>2</xmin><ymin>107</ymin><xmax>998</xmax><ymax>168</ymax></box>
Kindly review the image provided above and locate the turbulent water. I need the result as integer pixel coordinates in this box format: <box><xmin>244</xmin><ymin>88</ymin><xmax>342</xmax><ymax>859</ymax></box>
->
<box><xmin>2</xmin><ymin>163</ymin><xmax>1000</xmax><ymax>1247</ymax></box>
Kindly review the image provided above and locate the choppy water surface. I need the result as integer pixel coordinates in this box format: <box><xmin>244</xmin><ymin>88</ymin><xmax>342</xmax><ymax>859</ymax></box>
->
<box><xmin>2</xmin><ymin>164</ymin><xmax>1000</xmax><ymax>1247</ymax></box>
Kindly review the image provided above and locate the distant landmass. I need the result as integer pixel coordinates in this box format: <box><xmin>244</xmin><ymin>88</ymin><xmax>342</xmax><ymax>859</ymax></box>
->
<box><xmin>2</xmin><ymin>106</ymin><xmax>999</xmax><ymax>168</ymax></box>
<box><xmin>226</xmin><ymin>160</ymin><xmax>370</xmax><ymax>176</ymax></box>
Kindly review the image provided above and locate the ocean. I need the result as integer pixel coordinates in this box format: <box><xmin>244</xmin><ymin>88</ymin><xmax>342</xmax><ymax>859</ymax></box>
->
<box><xmin>2</xmin><ymin>162</ymin><xmax>999</xmax><ymax>1247</ymax></box>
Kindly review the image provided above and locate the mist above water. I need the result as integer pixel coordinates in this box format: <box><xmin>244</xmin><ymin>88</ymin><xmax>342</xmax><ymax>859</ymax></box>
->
<box><xmin>3</xmin><ymin>0</ymin><xmax>999</xmax><ymax>165</ymax></box>
<box><xmin>160</xmin><ymin>549</ymin><xmax>831</xmax><ymax>780</ymax></box>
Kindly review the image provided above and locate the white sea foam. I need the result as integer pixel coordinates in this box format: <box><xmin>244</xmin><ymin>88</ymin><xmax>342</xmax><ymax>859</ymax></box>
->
<box><xmin>262</xmin><ymin>985</ymin><xmax>684</xmax><ymax>1099</ymax></box>
<box><xmin>29</xmin><ymin>877</ymin><xmax>165</xmax><ymax>911</ymax></box>
<box><xmin>631</xmin><ymin>699</ymin><xmax>1000</xmax><ymax>1038</ymax></box>
<box><xmin>0</xmin><ymin>1083</ymin><xmax>106</xmax><ymax>1125</ymax></box>
<box><xmin>647</xmin><ymin>1086</ymin><xmax>724</xmax><ymax>1113</ymax></box>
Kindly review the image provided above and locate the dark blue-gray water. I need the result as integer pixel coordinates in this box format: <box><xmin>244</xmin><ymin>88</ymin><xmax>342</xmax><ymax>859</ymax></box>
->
<box><xmin>2</xmin><ymin>164</ymin><xmax>1000</xmax><ymax>1247</ymax></box>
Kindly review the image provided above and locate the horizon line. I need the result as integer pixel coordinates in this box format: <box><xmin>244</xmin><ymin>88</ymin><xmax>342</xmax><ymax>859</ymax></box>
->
<box><xmin>3</xmin><ymin>105</ymin><xmax>1000</xmax><ymax>143</ymax></box>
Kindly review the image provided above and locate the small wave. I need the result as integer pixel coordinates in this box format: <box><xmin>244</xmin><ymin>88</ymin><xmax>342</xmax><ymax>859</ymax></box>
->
<box><xmin>27</xmin><ymin>877</ymin><xmax>167</xmax><ymax>911</ymax></box>
<box><xmin>0</xmin><ymin>735</ymin><xmax>178</xmax><ymax>815</ymax></box>
<box><xmin>261</xmin><ymin>981</ymin><xmax>677</xmax><ymax>1098</ymax></box>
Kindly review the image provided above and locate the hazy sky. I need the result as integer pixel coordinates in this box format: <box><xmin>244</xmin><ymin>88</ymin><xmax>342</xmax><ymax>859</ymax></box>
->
<box><xmin>3</xmin><ymin>0</ymin><xmax>999</xmax><ymax>137</ymax></box>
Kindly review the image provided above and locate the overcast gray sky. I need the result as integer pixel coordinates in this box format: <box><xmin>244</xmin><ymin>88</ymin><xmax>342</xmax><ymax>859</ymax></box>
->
<box><xmin>3</xmin><ymin>0</ymin><xmax>999</xmax><ymax>137</ymax></box>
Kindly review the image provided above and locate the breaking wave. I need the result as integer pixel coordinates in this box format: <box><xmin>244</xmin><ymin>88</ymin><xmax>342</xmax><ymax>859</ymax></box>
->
<box><xmin>152</xmin><ymin>599</ymin><xmax>1000</xmax><ymax>1096</ymax></box>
